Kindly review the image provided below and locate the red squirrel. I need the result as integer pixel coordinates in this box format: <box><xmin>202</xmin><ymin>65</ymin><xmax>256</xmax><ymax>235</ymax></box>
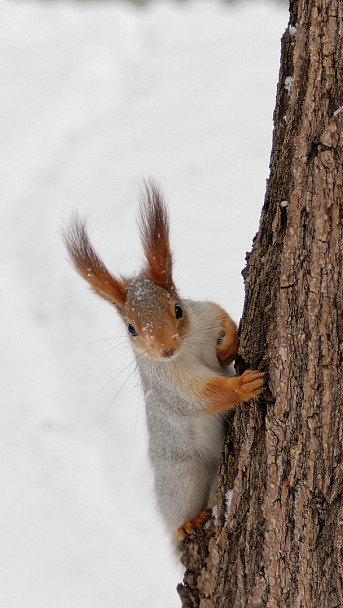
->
<box><xmin>64</xmin><ymin>181</ymin><xmax>265</xmax><ymax>544</ymax></box>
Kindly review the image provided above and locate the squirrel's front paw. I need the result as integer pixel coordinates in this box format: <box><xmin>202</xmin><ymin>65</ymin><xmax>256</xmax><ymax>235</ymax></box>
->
<box><xmin>199</xmin><ymin>372</ymin><xmax>266</xmax><ymax>414</ymax></box>
<box><xmin>237</xmin><ymin>369</ymin><xmax>265</xmax><ymax>401</ymax></box>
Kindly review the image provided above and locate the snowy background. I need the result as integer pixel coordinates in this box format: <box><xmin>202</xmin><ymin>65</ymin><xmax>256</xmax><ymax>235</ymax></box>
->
<box><xmin>1</xmin><ymin>1</ymin><xmax>288</xmax><ymax>606</ymax></box>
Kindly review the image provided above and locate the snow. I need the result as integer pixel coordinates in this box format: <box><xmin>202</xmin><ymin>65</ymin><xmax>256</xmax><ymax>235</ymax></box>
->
<box><xmin>284</xmin><ymin>75</ymin><xmax>293</xmax><ymax>94</ymax></box>
<box><xmin>225</xmin><ymin>489</ymin><xmax>233</xmax><ymax>520</ymax></box>
<box><xmin>289</xmin><ymin>24</ymin><xmax>297</xmax><ymax>41</ymax></box>
<box><xmin>280</xmin><ymin>200</ymin><xmax>288</xmax><ymax>207</ymax></box>
<box><xmin>212</xmin><ymin>504</ymin><xmax>218</xmax><ymax>526</ymax></box>
<box><xmin>0</xmin><ymin>0</ymin><xmax>287</xmax><ymax>606</ymax></box>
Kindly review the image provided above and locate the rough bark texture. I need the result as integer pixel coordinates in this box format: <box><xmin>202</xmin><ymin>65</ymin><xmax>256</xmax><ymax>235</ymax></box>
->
<box><xmin>178</xmin><ymin>0</ymin><xmax>343</xmax><ymax>606</ymax></box>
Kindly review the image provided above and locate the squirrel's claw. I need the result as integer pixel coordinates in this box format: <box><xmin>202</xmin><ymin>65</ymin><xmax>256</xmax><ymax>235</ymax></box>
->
<box><xmin>239</xmin><ymin>369</ymin><xmax>266</xmax><ymax>400</ymax></box>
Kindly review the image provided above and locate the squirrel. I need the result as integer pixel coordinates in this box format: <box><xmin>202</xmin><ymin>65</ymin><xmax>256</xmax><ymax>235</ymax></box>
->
<box><xmin>63</xmin><ymin>180</ymin><xmax>265</xmax><ymax>544</ymax></box>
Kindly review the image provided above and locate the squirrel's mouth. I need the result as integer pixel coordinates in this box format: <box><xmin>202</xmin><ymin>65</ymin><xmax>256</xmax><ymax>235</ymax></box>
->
<box><xmin>154</xmin><ymin>348</ymin><xmax>179</xmax><ymax>361</ymax></box>
<box><xmin>151</xmin><ymin>342</ymin><xmax>182</xmax><ymax>361</ymax></box>
<box><xmin>160</xmin><ymin>347</ymin><xmax>176</xmax><ymax>359</ymax></box>
<box><xmin>133</xmin><ymin>334</ymin><xmax>183</xmax><ymax>361</ymax></box>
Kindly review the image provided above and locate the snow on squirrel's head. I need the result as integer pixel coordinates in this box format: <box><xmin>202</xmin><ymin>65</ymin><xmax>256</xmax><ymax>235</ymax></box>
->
<box><xmin>63</xmin><ymin>180</ymin><xmax>189</xmax><ymax>360</ymax></box>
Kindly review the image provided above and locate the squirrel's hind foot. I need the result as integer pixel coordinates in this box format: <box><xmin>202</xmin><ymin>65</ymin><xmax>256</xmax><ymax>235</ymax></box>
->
<box><xmin>177</xmin><ymin>508</ymin><xmax>212</xmax><ymax>540</ymax></box>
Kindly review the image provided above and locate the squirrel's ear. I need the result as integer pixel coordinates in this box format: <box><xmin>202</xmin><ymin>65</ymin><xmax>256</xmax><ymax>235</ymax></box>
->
<box><xmin>138</xmin><ymin>180</ymin><xmax>173</xmax><ymax>287</ymax></box>
<box><xmin>63</xmin><ymin>215</ymin><xmax>127</xmax><ymax>308</ymax></box>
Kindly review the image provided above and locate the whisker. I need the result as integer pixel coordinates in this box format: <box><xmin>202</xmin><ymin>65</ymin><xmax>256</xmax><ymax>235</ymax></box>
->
<box><xmin>102</xmin><ymin>365</ymin><xmax>139</xmax><ymax>424</ymax></box>
<box><xmin>101</xmin><ymin>349</ymin><xmax>149</xmax><ymax>424</ymax></box>
<box><xmin>202</xmin><ymin>289</ymin><xmax>225</xmax><ymax>300</ymax></box>
<box><xmin>86</xmin><ymin>334</ymin><xmax>127</xmax><ymax>346</ymax></box>
<box><xmin>99</xmin><ymin>341</ymin><xmax>130</xmax><ymax>370</ymax></box>
<box><xmin>97</xmin><ymin>357</ymin><xmax>136</xmax><ymax>396</ymax></box>
<box><xmin>183</xmin><ymin>323</ymin><xmax>223</xmax><ymax>341</ymax></box>
<box><xmin>134</xmin><ymin>389</ymin><xmax>142</xmax><ymax>435</ymax></box>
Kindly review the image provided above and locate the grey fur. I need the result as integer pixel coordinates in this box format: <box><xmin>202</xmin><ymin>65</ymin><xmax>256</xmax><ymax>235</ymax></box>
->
<box><xmin>132</xmin><ymin>294</ymin><xmax>233</xmax><ymax>536</ymax></box>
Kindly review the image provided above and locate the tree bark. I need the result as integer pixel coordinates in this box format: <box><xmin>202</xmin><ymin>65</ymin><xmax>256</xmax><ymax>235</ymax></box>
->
<box><xmin>177</xmin><ymin>0</ymin><xmax>343</xmax><ymax>606</ymax></box>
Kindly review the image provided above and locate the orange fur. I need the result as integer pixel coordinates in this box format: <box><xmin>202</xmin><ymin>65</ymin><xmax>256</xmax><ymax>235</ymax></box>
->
<box><xmin>63</xmin><ymin>215</ymin><xmax>127</xmax><ymax>307</ymax></box>
<box><xmin>196</xmin><ymin>370</ymin><xmax>265</xmax><ymax>414</ymax></box>
<box><xmin>138</xmin><ymin>181</ymin><xmax>173</xmax><ymax>287</ymax></box>
<box><xmin>177</xmin><ymin>509</ymin><xmax>212</xmax><ymax>540</ymax></box>
<box><xmin>213</xmin><ymin>304</ymin><xmax>240</xmax><ymax>366</ymax></box>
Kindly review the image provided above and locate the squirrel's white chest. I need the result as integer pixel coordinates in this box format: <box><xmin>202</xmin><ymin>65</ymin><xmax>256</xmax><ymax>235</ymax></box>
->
<box><xmin>144</xmin><ymin>389</ymin><xmax>225</xmax><ymax>463</ymax></box>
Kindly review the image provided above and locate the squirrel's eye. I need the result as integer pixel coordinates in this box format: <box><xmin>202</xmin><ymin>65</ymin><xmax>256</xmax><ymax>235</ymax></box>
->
<box><xmin>175</xmin><ymin>304</ymin><xmax>183</xmax><ymax>319</ymax></box>
<box><xmin>128</xmin><ymin>324</ymin><xmax>138</xmax><ymax>337</ymax></box>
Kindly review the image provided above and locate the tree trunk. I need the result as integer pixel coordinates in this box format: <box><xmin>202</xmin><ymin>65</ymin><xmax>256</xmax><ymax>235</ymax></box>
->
<box><xmin>177</xmin><ymin>0</ymin><xmax>343</xmax><ymax>606</ymax></box>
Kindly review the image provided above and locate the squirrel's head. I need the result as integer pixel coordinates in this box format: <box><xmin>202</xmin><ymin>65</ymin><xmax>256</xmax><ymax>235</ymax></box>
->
<box><xmin>63</xmin><ymin>180</ymin><xmax>188</xmax><ymax>360</ymax></box>
<box><xmin>124</xmin><ymin>273</ymin><xmax>187</xmax><ymax>359</ymax></box>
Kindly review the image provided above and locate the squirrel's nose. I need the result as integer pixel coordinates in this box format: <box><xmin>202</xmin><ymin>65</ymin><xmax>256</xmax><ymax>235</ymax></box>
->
<box><xmin>162</xmin><ymin>348</ymin><xmax>174</xmax><ymax>358</ymax></box>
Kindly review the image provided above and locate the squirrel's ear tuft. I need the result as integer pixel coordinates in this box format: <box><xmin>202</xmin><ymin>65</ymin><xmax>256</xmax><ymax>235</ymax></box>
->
<box><xmin>63</xmin><ymin>214</ymin><xmax>127</xmax><ymax>307</ymax></box>
<box><xmin>138</xmin><ymin>179</ymin><xmax>173</xmax><ymax>287</ymax></box>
